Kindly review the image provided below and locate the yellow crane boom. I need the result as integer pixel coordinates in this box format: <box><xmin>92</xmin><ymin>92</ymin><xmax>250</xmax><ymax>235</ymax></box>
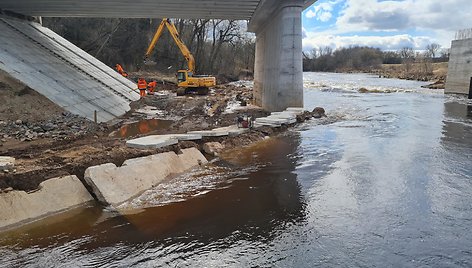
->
<box><xmin>144</xmin><ymin>18</ymin><xmax>216</xmax><ymax>95</ymax></box>
<box><xmin>144</xmin><ymin>18</ymin><xmax>195</xmax><ymax>73</ymax></box>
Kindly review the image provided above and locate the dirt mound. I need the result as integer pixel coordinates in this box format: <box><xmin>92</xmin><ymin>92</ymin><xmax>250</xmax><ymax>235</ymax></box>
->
<box><xmin>0</xmin><ymin>71</ymin><xmax>64</xmax><ymax>122</ymax></box>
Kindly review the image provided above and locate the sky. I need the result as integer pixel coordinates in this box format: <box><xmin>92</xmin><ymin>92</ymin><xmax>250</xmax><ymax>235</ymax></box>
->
<box><xmin>302</xmin><ymin>0</ymin><xmax>472</xmax><ymax>52</ymax></box>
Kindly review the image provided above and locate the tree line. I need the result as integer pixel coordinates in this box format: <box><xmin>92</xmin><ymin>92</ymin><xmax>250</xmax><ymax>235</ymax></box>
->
<box><xmin>303</xmin><ymin>44</ymin><xmax>450</xmax><ymax>72</ymax></box>
<box><xmin>42</xmin><ymin>18</ymin><xmax>255</xmax><ymax>79</ymax></box>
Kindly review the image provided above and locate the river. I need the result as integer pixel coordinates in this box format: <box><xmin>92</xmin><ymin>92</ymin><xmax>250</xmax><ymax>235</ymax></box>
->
<box><xmin>1</xmin><ymin>72</ymin><xmax>471</xmax><ymax>267</ymax></box>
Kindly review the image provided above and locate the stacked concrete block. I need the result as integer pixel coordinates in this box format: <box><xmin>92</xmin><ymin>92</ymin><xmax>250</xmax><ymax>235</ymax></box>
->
<box><xmin>84</xmin><ymin>148</ymin><xmax>207</xmax><ymax>207</ymax></box>
<box><xmin>0</xmin><ymin>175</ymin><xmax>94</xmax><ymax>230</ymax></box>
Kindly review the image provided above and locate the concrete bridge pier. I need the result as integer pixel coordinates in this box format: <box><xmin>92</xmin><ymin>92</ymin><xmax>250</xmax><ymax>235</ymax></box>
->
<box><xmin>251</xmin><ymin>0</ymin><xmax>304</xmax><ymax>111</ymax></box>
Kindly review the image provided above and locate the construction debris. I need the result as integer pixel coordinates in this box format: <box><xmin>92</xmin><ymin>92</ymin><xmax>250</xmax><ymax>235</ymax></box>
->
<box><xmin>0</xmin><ymin>156</ymin><xmax>15</xmax><ymax>172</ymax></box>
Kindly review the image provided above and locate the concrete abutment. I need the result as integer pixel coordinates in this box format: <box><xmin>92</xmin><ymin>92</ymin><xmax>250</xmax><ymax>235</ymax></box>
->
<box><xmin>445</xmin><ymin>38</ymin><xmax>472</xmax><ymax>95</ymax></box>
<box><xmin>252</xmin><ymin>0</ymin><xmax>304</xmax><ymax>111</ymax></box>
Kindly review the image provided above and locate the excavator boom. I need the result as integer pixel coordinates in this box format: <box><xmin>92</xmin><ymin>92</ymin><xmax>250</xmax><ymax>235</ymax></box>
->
<box><xmin>145</xmin><ymin>18</ymin><xmax>195</xmax><ymax>73</ymax></box>
<box><xmin>144</xmin><ymin>18</ymin><xmax>216</xmax><ymax>95</ymax></box>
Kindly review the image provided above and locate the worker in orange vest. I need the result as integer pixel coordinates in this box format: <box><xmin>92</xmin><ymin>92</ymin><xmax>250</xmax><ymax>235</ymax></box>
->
<box><xmin>115</xmin><ymin>64</ymin><xmax>128</xmax><ymax>77</ymax></box>
<box><xmin>147</xmin><ymin>80</ymin><xmax>157</xmax><ymax>95</ymax></box>
<box><xmin>137</xmin><ymin>78</ymin><xmax>147</xmax><ymax>98</ymax></box>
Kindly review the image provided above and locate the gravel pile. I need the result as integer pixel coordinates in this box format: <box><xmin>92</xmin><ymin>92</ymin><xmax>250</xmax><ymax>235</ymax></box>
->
<box><xmin>0</xmin><ymin>112</ymin><xmax>107</xmax><ymax>144</ymax></box>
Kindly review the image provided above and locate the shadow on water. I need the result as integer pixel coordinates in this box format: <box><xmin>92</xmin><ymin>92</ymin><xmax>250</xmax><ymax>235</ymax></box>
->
<box><xmin>0</xmin><ymin>135</ymin><xmax>306</xmax><ymax>267</ymax></box>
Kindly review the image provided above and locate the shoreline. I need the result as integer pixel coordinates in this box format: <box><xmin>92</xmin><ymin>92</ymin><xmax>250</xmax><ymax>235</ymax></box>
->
<box><xmin>0</xmin><ymin>77</ymin><xmax>321</xmax><ymax>192</ymax></box>
<box><xmin>307</xmin><ymin>62</ymin><xmax>448</xmax><ymax>89</ymax></box>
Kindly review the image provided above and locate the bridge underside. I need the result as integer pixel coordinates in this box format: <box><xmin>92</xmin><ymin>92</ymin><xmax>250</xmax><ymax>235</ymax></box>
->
<box><xmin>1</xmin><ymin>0</ymin><xmax>258</xmax><ymax>19</ymax></box>
<box><xmin>1</xmin><ymin>0</ymin><xmax>315</xmax><ymax>114</ymax></box>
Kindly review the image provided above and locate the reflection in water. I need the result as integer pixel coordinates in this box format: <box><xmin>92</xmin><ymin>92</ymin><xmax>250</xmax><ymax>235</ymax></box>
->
<box><xmin>442</xmin><ymin>101</ymin><xmax>472</xmax><ymax>147</ymax></box>
<box><xmin>112</xmin><ymin>119</ymin><xmax>173</xmax><ymax>138</ymax></box>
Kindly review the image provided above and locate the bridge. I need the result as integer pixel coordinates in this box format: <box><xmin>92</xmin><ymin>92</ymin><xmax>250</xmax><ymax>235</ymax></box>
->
<box><xmin>0</xmin><ymin>0</ymin><xmax>315</xmax><ymax>119</ymax></box>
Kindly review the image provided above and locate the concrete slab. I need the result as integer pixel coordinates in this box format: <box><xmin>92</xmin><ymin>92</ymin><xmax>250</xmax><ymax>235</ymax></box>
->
<box><xmin>83</xmin><ymin>148</ymin><xmax>208</xmax><ymax>207</ymax></box>
<box><xmin>285</xmin><ymin>107</ymin><xmax>305</xmax><ymax>114</ymax></box>
<box><xmin>256</xmin><ymin>117</ymin><xmax>291</xmax><ymax>125</ymax></box>
<box><xmin>212</xmin><ymin>125</ymin><xmax>249</xmax><ymax>136</ymax></box>
<box><xmin>0</xmin><ymin>175</ymin><xmax>94</xmax><ymax>231</ymax></box>
<box><xmin>187</xmin><ymin>130</ymin><xmax>229</xmax><ymax>137</ymax></box>
<box><xmin>0</xmin><ymin>156</ymin><xmax>15</xmax><ymax>171</ymax></box>
<box><xmin>253</xmin><ymin>122</ymin><xmax>281</xmax><ymax>128</ymax></box>
<box><xmin>126</xmin><ymin>136</ymin><xmax>178</xmax><ymax>149</ymax></box>
<box><xmin>0</xmin><ymin>17</ymin><xmax>139</xmax><ymax>122</ymax></box>
<box><xmin>168</xmin><ymin>133</ymin><xmax>203</xmax><ymax>141</ymax></box>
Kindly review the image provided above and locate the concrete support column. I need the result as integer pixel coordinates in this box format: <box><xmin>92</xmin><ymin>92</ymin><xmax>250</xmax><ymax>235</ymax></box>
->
<box><xmin>253</xmin><ymin>0</ymin><xmax>303</xmax><ymax>111</ymax></box>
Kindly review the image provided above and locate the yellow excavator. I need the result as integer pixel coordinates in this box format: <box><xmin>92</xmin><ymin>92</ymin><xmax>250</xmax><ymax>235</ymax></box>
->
<box><xmin>144</xmin><ymin>18</ymin><xmax>216</xmax><ymax>96</ymax></box>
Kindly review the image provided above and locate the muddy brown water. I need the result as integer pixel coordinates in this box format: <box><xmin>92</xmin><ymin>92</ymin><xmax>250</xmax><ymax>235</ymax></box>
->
<box><xmin>111</xmin><ymin>119</ymin><xmax>173</xmax><ymax>138</ymax></box>
<box><xmin>1</xmin><ymin>73</ymin><xmax>472</xmax><ymax>267</ymax></box>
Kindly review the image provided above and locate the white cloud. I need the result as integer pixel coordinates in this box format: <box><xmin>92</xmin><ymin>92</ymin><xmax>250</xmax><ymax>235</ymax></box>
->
<box><xmin>319</xmin><ymin>11</ymin><xmax>332</xmax><ymax>22</ymax></box>
<box><xmin>335</xmin><ymin>0</ymin><xmax>472</xmax><ymax>35</ymax></box>
<box><xmin>306</xmin><ymin>0</ymin><xmax>342</xmax><ymax>21</ymax></box>
<box><xmin>305</xmin><ymin>10</ymin><xmax>316</xmax><ymax>19</ymax></box>
<box><xmin>304</xmin><ymin>0</ymin><xmax>471</xmax><ymax>49</ymax></box>
<box><xmin>302</xmin><ymin>33</ymin><xmax>433</xmax><ymax>52</ymax></box>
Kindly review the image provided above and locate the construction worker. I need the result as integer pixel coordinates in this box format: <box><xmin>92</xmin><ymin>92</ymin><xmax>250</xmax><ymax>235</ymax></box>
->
<box><xmin>137</xmin><ymin>78</ymin><xmax>147</xmax><ymax>98</ymax></box>
<box><xmin>115</xmin><ymin>64</ymin><xmax>128</xmax><ymax>77</ymax></box>
<box><xmin>147</xmin><ymin>80</ymin><xmax>157</xmax><ymax>95</ymax></box>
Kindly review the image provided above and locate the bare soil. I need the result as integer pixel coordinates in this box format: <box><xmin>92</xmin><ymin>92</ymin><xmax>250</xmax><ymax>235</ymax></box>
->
<box><xmin>0</xmin><ymin>70</ymin><xmax>64</xmax><ymax>122</ymax></box>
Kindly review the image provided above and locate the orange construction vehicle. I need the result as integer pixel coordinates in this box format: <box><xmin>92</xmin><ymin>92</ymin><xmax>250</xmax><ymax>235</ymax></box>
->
<box><xmin>115</xmin><ymin>64</ymin><xmax>128</xmax><ymax>77</ymax></box>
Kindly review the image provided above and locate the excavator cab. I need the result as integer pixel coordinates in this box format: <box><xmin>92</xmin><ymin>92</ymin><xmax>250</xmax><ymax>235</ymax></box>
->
<box><xmin>177</xmin><ymin>70</ymin><xmax>187</xmax><ymax>83</ymax></box>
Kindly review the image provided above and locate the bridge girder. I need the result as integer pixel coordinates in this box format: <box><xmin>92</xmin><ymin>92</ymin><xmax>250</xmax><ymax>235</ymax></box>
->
<box><xmin>1</xmin><ymin>0</ymin><xmax>315</xmax><ymax>21</ymax></box>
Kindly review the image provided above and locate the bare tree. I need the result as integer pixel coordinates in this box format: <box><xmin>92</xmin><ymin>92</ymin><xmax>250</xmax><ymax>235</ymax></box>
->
<box><xmin>398</xmin><ymin>47</ymin><xmax>415</xmax><ymax>72</ymax></box>
<box><xmin>207</xmin><ymin>20</ymin><xmax>241</xmax><ymax>72</ymax></box>
<box><xmin>319</xmin><ymin>46</ymin><xmax>333</xmax><ymax>57</ymax></box>
<box><xmin>399</xmin><ymin>47</ymin><xmax>415</xmax><ymax>60</ymax></box>
<box><xmin>426</xmin><ymin>43</ymin><xmax>441</xmax><ymax>58</ymax></box>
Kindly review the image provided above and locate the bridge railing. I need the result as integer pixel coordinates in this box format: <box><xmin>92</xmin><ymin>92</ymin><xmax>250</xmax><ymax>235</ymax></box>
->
<box><xmin>455</xmin><ymin>28</ymin><xmax>472</xmax><ymax>40</ymax></box>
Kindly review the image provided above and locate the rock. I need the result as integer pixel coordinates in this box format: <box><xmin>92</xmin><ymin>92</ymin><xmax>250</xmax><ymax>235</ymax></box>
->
<box><xmin>41</xmin><ymin>123</ymin><xmax>57</xmax><ymax>131</ymax></box>
<box><xmin>203</xmin><ymin>142</ymin><xmax>224</xmax><ymax>156</ymax></box>
<box><xmin>358</xmin><ymin>87</ymin><xmax>369</xmax><ymax>93</ymax></box>
<box><xmin>312</xmin><ymin>107</ymin><xmax>326</xmax><ymax>119</ymax></box>
<box><xmin>3</xmin><ymin>187</ymin><xmax>13</xmax><ymax>192</ymax></box>
<box><xmin>0</xmin><ymin>156</ymin><xmax>15</xmax><ymax>171</ymax></box>
<box><xmin>32</xmin><ymin>126</ymin><xmax>43</xmax><ymax>133</ymax></box>
<box><xmin>15</xmin><ymin>120</ymin><xmax>22</xmax><ymax>125</ymax></box>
